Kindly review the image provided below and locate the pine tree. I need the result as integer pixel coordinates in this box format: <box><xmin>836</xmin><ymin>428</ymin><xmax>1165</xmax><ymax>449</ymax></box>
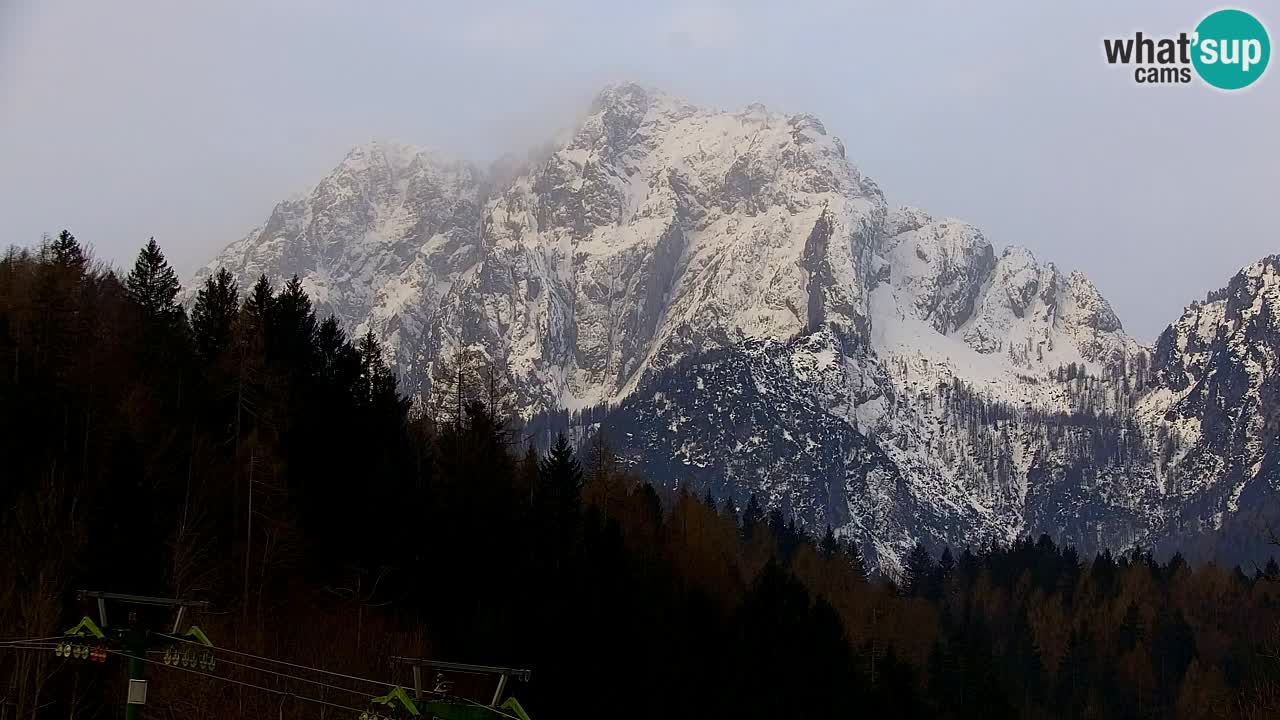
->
<box><xmin>356</xmin><ymin>330</ymin><xmax>398</xmax><ymax>408</ymax></box>
<box><xmin>938</xmin><ymin>545</ymin><xmax>955</xmax><ymax>577</ymax></box>
<box><xmin>538</xmin><ymin>434</ymin><xmax>584</xmax><ymax>557</ymax></box>
<box><xmin>242</xmin><ymin>274</ymin><xmax>275</xmax><ymax>332</ymax></box>
<box><xmin>540</xmin><ymin>434</ymin><xmax>584</xmax><ymax>513</ymax></box>
<box><xmin>721</xmin><ymin>496</ymin><xmax>738</xmax><ymax>526</ymax></box>
<box><xmin>191</xmin><ymin>268</ymin><xmax>239</xmax><ymax>362</ymax></box>
<box><xmin>274</xmin><ymin>275</ymin><xmax>318</xmax><ymax>373</ymax></box>
<box><xmin>767</xmin><ymin>508</ymin><xmax>786</xmax><ymax>543</ymax></box>
<box><xmin>902</xmin><ymin>541</ymin><xmax>933</xmax><ymax>596</ymax></box>
<box><xmin>125</xmin><ymin>237</ymin><xmax>182</xmax><ymax>322</ymax></box>
<box><xmin>932</xmin><ymin>546</ymin><xmax>955</xmax><ymax>599</ymax></box>
<box><xmin>742</xmin><ymin>493</ymin><xmax>764</xmax><ymax>540</ymax></box>
<box><xmin>275</xmin><ymin>275</ymin><xmax>315</xmax><ymax>332</ymax></box>
<box><xmin>842</xmin><ymin>539</ymin><xmax>868</xmax><ymax>580</ymax></box>
<box><xmin>819</xmin><ymin>526</ymin><xmax>838</xmax><ymax>559</ymax></box>
<box><xmin>29</xmin><ymin>231</ymin><xmax>89</xmax><ymax>372</ymax></box>
<box><xmin>49</xmin><ymin>229</ymin><xmax>86</xmax><ymax>275</ymax></box>
<box><xmin>316</xmin><ymin>315</ymin><xmax>359</xmax><ymax>386</ymax></box>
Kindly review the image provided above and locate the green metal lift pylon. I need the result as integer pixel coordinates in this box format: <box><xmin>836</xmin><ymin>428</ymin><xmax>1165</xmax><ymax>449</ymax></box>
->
<box><xmin>63</xmin><ymin>616</ymin><xmax>106</xmax><ymax>639</ymax></box>
<box><xmin>372</xmin><ymin>686</ymin><xmax>421</xmax><ymax>716</ymax></box>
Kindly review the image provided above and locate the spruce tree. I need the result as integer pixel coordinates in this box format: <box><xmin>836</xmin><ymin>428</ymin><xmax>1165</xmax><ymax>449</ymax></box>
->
<box><xmin>819</xmin><ymin>525</ymin><xmax>838</xmax><ymax>559</ymax></box>
<box><xmin>274</xmin><ymin>275</ymin><xmax>319</xmax><ymax>374</ymax></box>
<box><xmin>721</xmin><ymin>496</ymin><xmax>738</xmax><ymax>525</ymax></box>
<box><xmin>536</xmin><ymin>434</ymin><xmax>584</xmax><ymax>564</ymax></box>
<box><xmin>191</xmin><ymin>268</ymin><xmax>239</xmax><ymax>362</ymax></box>
<box><xmin>702</xmin><ymin>487</ymin><xmax>716</xmax><ymax>511</ymax></box>
<box><xmin>742</xmin><ymin>493</ymin><xmax>764</xmax><ymax>540</ymax></box>
<box><xmin>242</xmin><ymin>274</ymin><xmax>275</xmax><ymax>332</ymax></box>
<box><xmin>842</xmin><ymin>539</ymin><xmax>868</xmax><ymax>580</ymax></box>
<box><xmin>356</xmin><ymin>330</ymin><xmax>397</xmax><ymax>408</ymax></box>
<box><xmin>933</xmin><ymin>546</ymin><xmax>955</xmax><ymax>598</ymax></box>
<box><xmin>902</xmin><ymin>541</ymin><xmax>933</xmax><ymax>596</ymax></box>
<box><xmin>316</xmin><ymin>315</ymin><xmax>358</xmax><ymax>385</ymax></box>
<box><xmin>125</xmin><ymin>237</ymin><xmax>181</xmax><ymax>322</ymax></box>
<box><xmin>49</xmin><ymin>229</ymin><xmax>86</xmax><ymax>275</ymax></box>
<box><xmin>539</xmin><ymin>434</ymin><xmax>584</xmax><ymax>516</ymax></box>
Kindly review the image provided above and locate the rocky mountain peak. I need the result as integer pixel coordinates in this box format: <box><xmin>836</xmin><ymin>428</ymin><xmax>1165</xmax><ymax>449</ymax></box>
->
<box><xmin>190</xmin><ymin>140</ymin><xmax>484</xmax><ymax>386</ymax></box>
<box><xmin>193</xmin><ymin>83</ymin><xmax>1278</xmax><ymax>569</ymax></box>
<box><xmin>1226</xmin><ymin>254</ymin><xmax>1280</xmax><ymax>327</ymax></box>
<box><xmin>1154</xmin><ymin>255</ymin><xmax>1280</xmax><ymax>394</ymax></box>
<box><xmin>878</xmin><ymin>209</ymin><xmax>994</xmax><ymax>335</ymax></box>
<box><xmin>882</xmin><ymin>206</ymin><xmax>933</xmax><ymax>238</ymax></box>
<box><xmin>1064</xmin><ymin>270</ymin><xmax>1123</xmax><ymax>334</ymax></box>
<box><xmin>588</xmin><ymin>81</ymin><xmax>656</xmax><ymax>117</ymax></box>
<box><xmin>337</xmin><ymin>140</ymin><xmax>423</xmax><ymax>173</ymax></box>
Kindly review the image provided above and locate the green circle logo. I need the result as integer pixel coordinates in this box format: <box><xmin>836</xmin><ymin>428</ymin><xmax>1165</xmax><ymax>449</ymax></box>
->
<box><xmin>1192</xmin><ymin>9</ymin><xmax>1270</xmax><ymax>90</ymax></box>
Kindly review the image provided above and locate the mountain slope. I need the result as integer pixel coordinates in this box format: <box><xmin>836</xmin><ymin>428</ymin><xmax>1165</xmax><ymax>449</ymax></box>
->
<box><xmin>433</xmin><ymin>84</ymin><xmax>885</xmax><ymax>414</ymax></box>
<box><xmin>1143</xmin><ymin>256</ymin><xmax>1280</xmax><ymax>529</ymax></box>
<box><xmin>195</xmin><ymin>83</ymin><xmax>1278</xmax><ymax>567</ymax></box>
<box><xmin>192</xmin><ymin>141</ymin><xmax>483</xmax><ymax>390</ymax></box>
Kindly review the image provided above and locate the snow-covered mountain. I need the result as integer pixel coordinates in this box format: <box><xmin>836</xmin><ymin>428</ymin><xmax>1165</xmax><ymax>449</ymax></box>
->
<box><xmin>594</xmin><ymin>203</ymin><xmax>1164</xmax><ymax>569</ymax></box>
<box><xmin>434</xmin><ymin>84</ymin><xmax>884</xmax><ymax>414</ymax></box>
<box><xmin>191</xmin><ymin>141</ymin><xmax>484</xmax><ymax>388</ymax></box>
<box><xmin>194</xmin><ymin>83</ymin><xmax>1278</xmax><ymax>569</ymax></box>
<box><xmin>1143</xmin><ymin>257</ymin><xmax>1280</xmax><ymax>529</ymax></box>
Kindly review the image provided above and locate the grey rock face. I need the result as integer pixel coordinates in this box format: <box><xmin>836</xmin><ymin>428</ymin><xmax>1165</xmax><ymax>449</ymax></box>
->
<box><xmin>1141</xmin><ymin>256</ymin><xmax>1280</xmax><ymax>532</ymax></box>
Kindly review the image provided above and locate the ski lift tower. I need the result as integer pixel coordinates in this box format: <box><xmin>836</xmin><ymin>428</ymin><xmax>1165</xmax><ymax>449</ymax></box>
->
<box><xmin>77</xmin><ymin>590</ymin><xmax>211</xmax><ymax>720</ymax></box>
<box><xmin>389</xmin><ymin>657</ymin><xmax>531</xmax><ymax>706</ymax></box>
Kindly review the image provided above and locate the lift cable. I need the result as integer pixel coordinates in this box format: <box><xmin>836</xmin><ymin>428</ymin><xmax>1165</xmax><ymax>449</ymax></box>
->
<box><xmin>103</xmin><ymin>648</ymin><xmax>373</xmax><ymax>716</ymax></box>
<box><xmin>165</xmin><ymin>648</ymin><xmax>400</xmax><ymax>700</ymax></box>
<box><xmin>156</xmin><ymin>632</ymin><xmax>394</xmax><ymax>690</ymax></box>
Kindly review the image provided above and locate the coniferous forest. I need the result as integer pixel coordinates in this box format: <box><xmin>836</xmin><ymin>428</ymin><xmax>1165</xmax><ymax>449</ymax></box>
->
<box><xmin>5</xmin><ymin>233</ymin><xmax>1280</xmax><ymax>719</ymax></box>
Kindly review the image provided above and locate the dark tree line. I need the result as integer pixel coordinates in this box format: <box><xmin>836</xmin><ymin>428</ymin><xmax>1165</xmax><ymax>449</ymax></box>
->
<box><xmin>3</xmin><ymin>233</ymin><xmax>1280</xmax><ymax>719</ymax></box>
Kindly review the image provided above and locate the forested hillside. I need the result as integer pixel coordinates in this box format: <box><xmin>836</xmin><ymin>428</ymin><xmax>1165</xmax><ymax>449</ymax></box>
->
<box><xmin>4</xmin><ymin>233</ymin><xmax>1280</xmax><ymax>719</ymax></box>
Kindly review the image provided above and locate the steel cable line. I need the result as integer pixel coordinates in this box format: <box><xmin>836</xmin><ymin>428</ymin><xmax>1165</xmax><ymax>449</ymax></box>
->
<box><xmin>9</xmin><ymin>642</ymin><xmax>509</xmax><ymax>718</ymax></box>
<box><xmin>156</xmin><ymin>633</ymin><xmax>394</xmax><ymax>690</ymax></box>
<box><xmin>157</xmin><ymin>642</ymin><xmax>517</xmax><ymax>717</ymax></box>
<box><xmin>156</xmin><ymin>648</ymin><xmax>395</xmax><ymax>700</ymax></box>
<box><xmin>103</xmin><ymin>648</ymin><xmax>372</xmax><ymax>716</ymax></box>
<box><xmin>1</xmin><ymin>643</ymin><xmax>385</xmax><ymax>714</ymax></box>
<box><xmin>0</xmin><ymin>636</ymin><xmax>65</xmax><ymax>645</ymax></box>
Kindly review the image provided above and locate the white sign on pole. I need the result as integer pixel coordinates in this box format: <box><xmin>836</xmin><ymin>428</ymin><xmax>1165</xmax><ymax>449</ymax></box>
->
<box><xmin>127</xmin><ymin>680</ymin><xmax>148</xmax><ymax>705</ymax></box>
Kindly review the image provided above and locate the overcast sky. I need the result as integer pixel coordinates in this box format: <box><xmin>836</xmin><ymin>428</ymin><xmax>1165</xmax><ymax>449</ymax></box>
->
<box><xmin>2</xmin><ymin>0</ymin><xmax>1276</xmax><ymax>340</ymax></box>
